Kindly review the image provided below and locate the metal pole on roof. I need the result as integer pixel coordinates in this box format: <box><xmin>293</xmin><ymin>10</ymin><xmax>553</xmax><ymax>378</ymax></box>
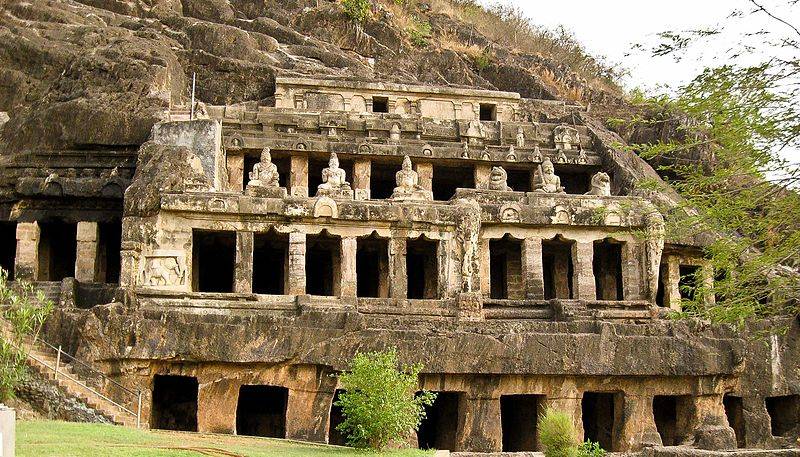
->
<box><xmin>190</xmin><ymin>72</ymin><xmax>196</xmax><ymax>120</ymax></box>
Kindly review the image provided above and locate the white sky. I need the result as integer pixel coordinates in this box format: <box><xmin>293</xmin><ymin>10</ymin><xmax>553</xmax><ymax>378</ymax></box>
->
<box><xmin>505</xmin><ymin>0</ymin><xmax>800</xmax><ymax>166</ymax></box>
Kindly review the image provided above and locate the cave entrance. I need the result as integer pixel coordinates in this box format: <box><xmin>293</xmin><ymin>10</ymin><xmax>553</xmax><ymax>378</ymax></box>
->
<box><xmin>328</xmin><ymin>389</ymin><xmax>347</xmax><ymax>445</ymax></box>
<box><xmin>724</xmin><ymin>394</ymin><xmax>746</xmax><ymax>448</ymax></box>
<box><xmin>432</xmin><ymin>165</ymin><xmax>473</xmax><ymax>201</ymax></box>
<box><xmin>582</xmin><ymin>392</ymin><xmax>621</xmax><ymax>451</ymax></box>
<box><xmin>0</xmin><ymin>222</ymin><xmax>16</xmax><ymax>280</ymax></box>
<box><xmin>151</xmin><ymin>374</ymin><xmax>198</xmax><ymax>432</ymax></box>
<box><xmin>370</xmin><ymin>160</ymin><xmax>401</xmax><ymax>200</ymax></box>
<box><xmin>679</xmin><ymin>264</ymin><xmax>702</xmax><ymax>302</ymax></box>
<box><xmin>558</xmin><ymin>170</ymin><xmax>592</xmax><ymax>194</ymax></box>
<box><xmin>653</xmin><ymin>395</ymin><xmax>693</xmax><ymax>446</ymax></box>
<box><xmin>97</xmin><ymin>222</ymin><xmax>121</xmax><ymax>283</ymax></box>
<box><xmin>192</xmin><ymin>230</ymin><xmax>236</xmax><ymax>292</ymax></box>
<box><xmin>506</xmin><ymin>168</ymin><xmax>532</xmax><ymax>192</ymax></box>
<box><xmin>501</xmin><ymin>394</ymin><xmax>543</xmax><ymax>451</ymax></box>
<box><xmin>236</xmin><ymin>385</ymin><xmax>288</xmax><ymax>438</ymax></box>
<box><xmin>766</xmin><ymin>395</ymin><xmax>800</xmax><ymax>437</ymax></box>
<box><xmin>253</xmin><ymin>230</ymin><xmax>288</xmax><ymax>294</ymax></box>
<box><xmin>489</xmin><ymin>235</ymin><xmax>523</xmax><ymax>299</ymax></box>
<box><xmin>418</xmin><ymin>391</ymin><xmax>461</xmax><ymax>451</ymax></box>
<box><xmin>542</xmin><ymin>236</ymin><xmax>574</xmax><ymax>300</ymax></box>
<box><xmin>37</xmin><ymin>221</ymin><xmax>77</xmax><ymax>281</ymax></box>
<box><xmin>593</xmin><ymin>239</ymin><xmax>624</xmax><ymax>300</ymax></box>
<box><xmin>357</xmin><ymin>234</ymin><xmax>389</xmax><ymax>298</ymax></box>
<box><xmin>307</xmin><ymin>232</ymin><xmax>341</xmax><ymax>296</ymax></box>
<box><xmin>407</xmin><ymin>237</ymin><xmax>439</xmax><ymax>299</ymax></box>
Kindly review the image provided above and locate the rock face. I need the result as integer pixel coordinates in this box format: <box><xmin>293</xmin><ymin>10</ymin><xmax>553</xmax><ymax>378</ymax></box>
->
<box><xmin>0</xmin><ymin>1</ymin><xmax>798</xmax><ymax>455</ymax></box>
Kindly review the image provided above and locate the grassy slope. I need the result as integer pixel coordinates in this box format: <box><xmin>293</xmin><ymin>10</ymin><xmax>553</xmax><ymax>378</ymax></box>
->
<box><xmin>17</xmin><ymin>420</ymin><xmax>433</xmax><ymax>457</ymax></box>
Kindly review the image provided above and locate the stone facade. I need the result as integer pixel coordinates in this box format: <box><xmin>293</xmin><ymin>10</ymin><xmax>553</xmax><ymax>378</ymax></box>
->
<box><xmin>1</xmin><ymin>78</ymin><xmax>797</xmax><ymax>453</ymax></box>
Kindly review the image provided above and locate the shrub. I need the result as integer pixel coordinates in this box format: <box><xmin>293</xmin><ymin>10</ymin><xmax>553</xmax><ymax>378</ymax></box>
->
<box><xmin>577</xmin><ymin>440</ymin><xmax>607</xmax><ymax>457</ymax></box>
<box><xmin>342</xmin><ymin>0</ymin><xmax>371</xmax><ymax>23</ymax></box>
<box><xmin>335</xmin><ymin>348</ymin><xmax>436</xmax><ymax>450</ymax></box>
<box><xmin>0</xmin><ymin>268</ymin><xmax>54</xmax><ymax>402</ymax></box>
<box><xmin>539</xmin><ymin>408</ymin><xmax>578</xmax><ymax>457</ymax></box>
<box><xmin>408</xmin><ymin>19</ymin><xmax>432</xmax><ymax>47</ymax></box>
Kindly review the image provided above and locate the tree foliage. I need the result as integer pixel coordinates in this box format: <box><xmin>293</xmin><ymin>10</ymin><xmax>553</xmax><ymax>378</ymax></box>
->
<box><xmin>625</xmin><ymin>0</ymin><xmax>800</xmax><ymax>326</ymax></box>
<box><xmin>334</xmin><ymin>348</ymin><xmax>436</xmax><ymax>450</ymax></box>
<box><xmin>0</xmin><ymin>269</ymin><xmax>53</xmax><ymax>402</ymax></box>
<box><xmin>341</xmin><ymin>0</ymin><xmax>372</xmax><ymax>24</ymax></box>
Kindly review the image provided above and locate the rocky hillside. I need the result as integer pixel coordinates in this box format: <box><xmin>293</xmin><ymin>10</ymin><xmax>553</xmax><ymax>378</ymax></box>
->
<box><xmin>0</xmin><ymin>0</ymin><xmax>634</xmax><ymax>155</ymax></box>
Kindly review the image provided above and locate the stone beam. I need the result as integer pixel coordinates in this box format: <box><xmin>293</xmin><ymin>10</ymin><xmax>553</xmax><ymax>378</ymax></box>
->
<box><xmin>14</xmin><ymin>222</ymin><xmax>39</xmax><ymax>281</ymax></box>
<box><xmin>75</xmin><ymin>221</ymin><xmax>99</xmax><ymax>283</ymax></box>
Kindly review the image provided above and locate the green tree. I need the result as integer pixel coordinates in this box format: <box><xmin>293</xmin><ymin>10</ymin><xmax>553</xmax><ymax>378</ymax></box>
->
<box><xmin>0</xmin><ymin>268</ymin><xmax>54</xmax><ymax>402</ymax></box>
<box><xmin>625</xmin><ymin>1</ymin><xmax>800</xmax><ymax>326</ymax></box>
<box><xmin>538</xmin><ymin>408</ymin><xmax>578</xmax><ymax>457</ymax></box>
<box><xmin>334</xmin><ymin>348</ymin><xmax>436</xmax><ymax>450</ymax></box>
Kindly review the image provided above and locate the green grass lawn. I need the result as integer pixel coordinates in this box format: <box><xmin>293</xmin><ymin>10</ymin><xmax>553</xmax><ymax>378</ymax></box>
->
<box><xmin>17</xmin><ymin>420</ymin><xmax>435</xmax><ymax>457</ymax></box>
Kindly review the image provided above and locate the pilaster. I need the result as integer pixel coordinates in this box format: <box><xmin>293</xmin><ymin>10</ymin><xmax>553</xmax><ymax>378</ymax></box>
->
<box><xmin>340</xmin><ymin>237</ymin><xmax>357</xmax><ymax>297</ymax></box>
<box><xmin>389</xmin><ymin>237</ymin><xmax>407</xmax><ymax>299</ymax></box>
<box><xmin>353</xmin><ymin>159</ymin><xmax>371</xmax><ymax>200</ymax></box>
<box><xmin>290</xmin><ymin>154</ymin><xmax>309</xmax><ymax>197</ymax></box>
<box><xmin>75</xmin><ymin>221</ymin><xmax>99</xmax><ymax>282</ymax></box>
<box><xmin>573</xmin><ymin>241</ymin><xmax>596</xmax><ymax>300</ymax></box>
<box><xmin>415</xmin><ymin>162</ymin><xmax>433</xmax><ymax>193</ymax></box>
<box><xmin>522</xmin><ymin>238</ymin><xmax>545</xmax><ymax>299</ymax></box>
<box><xmin>234</xmin><ymin>231</ymin><xmax>254</xmax><ymax>294</ymax></box>
<box><xmin>288</xmin><ymin>232</ymin><xmax>306</xmax><ymax>295</ymax></box>
<box><xmin>14</xmin><ymin>221</ymin><xmax>39</xmax><ymax>281</ymax></box>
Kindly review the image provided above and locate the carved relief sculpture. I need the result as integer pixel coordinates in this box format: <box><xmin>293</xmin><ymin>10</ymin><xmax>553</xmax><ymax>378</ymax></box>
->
<box><xmin>554</xmin><ymin>125</ymin><xmax>580</xmax><ymax>151</ymax></box>
<box><xmin>464</xmin><ymin>119</ymin><xmax>486</xmax><ymax>145</ymax></box>
<box><xmin>533</xmin><ymin>158</ymin><xmax>565</xmax><ymax>193</ymax></box>
<box><xmin>316</xmin><ymin>152</ymin><xmax>354</xmax><ymax>199</ymax></box>
<box><xmin>585</xmin><ymin>172</ymin><xmax>612</xmax><ymax>197</ymax></box>
<box><xmin>391</xmin><ymin>155</ymin><xmax>432</xmax><ymax>201</ymax></box>
<box><xmin>245</xmin><ymin>147</ymin><xmax>287</xmax><ymax>198</ymax></box>
<box><xmin>488</xmin><ymin>166</ymin><xmax>512</xmax><ymax>191</ymax></box>
<box><xmin>516</xmin><ymin>127</ymin><xmax>525</xmax><ymax>147</ymax></box>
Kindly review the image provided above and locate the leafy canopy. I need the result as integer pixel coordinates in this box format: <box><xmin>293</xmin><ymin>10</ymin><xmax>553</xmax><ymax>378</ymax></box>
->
<box><xmin>334</xmin><ymin>348</ymin><xmax>436</xmax><ymax>450</ymax></box>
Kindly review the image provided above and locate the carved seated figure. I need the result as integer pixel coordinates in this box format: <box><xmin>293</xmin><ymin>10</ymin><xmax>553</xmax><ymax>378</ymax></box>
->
<box><xmin>316</xmin><ymin>152</ymin><xmax>353</xmax><ymax>198</ymax></box>
<box><xmin>464</xmin><ymin>119</ymin><xmax>486</xmax><ymax>145</ymax></box>
<box><xmin>585</xmin><ymin>171</ymin><xmax>611</xmax><ymax>196</ymax></box>
<box><xmin>488</xmin><ymin>166</ymin><xmax>511</xmax><ymax>191</ymax></box>
<box><xmin>533</xmin><ymin>158</ymin><xmax>565</xmax><ymax>194</ymax></box>
<box><xmin>245</xmin><ymin>147</ymin><xmax>286</xmax><ymax>197</ymax></box>
<box><xmin>391</xmin><ymin>155</ymin><xmax>432</xmax><ymax>201</ymax></box>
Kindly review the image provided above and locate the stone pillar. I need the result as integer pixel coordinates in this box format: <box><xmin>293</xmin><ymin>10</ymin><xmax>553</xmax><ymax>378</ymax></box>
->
<box><xmin>415</xmin><ymin>162</ymin><xmax>433</xmax><ymax>194</ymax></box>
<box><xmin>353</xmin><ymin>159</ymin><xmax>371</xmax><ymax>200</ymax></box>
<box><xmin>389</xmin><ymin>237</ymin><xmax>407</xmax><ymax>299</ymax></box>
<box><xmin>288</xmin><ymin>232</ymin><xmax>306</xmax><ymax>295</ymax></box>
<box><xmin>701</xmin><ymin>262</ymin><xmax>716</xmax><ymax>308</ymax></box>
<box><xmin>15</xmin><ymin>221</ymin><xmax>39</xmax><ymax>281</ymax></box>
<box><xmin>234</xmin><ymin>231</ymin><xmax>254</xmax><ymax>294</ymax></box>
<box><xmin>197</xmin><ymin>378</ymin><xmax>237</xmax><ymax>434</ymax></box>
<box><xmin>522</xmin><ymin>238</ymin><xmax>545</xmax><ymax>299</ymax></box>
<box><xmin>227</xmin><ymin>152</ymin><xmax>244</xmax><ymax>193</ymax></box>
<box><xmin>290</xmin><ymin>154</ymin><xmax>309</xmax><ymax>197</ymax></box>
<box><xmin>286</xmin><ymin>388</ymin><xmax>330</xmax><ymax>442</ymax></box>
<box><xmin>546</xmin><ymin>396</ymin><xmax>584</xmax><ymax>442</ymax></box>
<box><xmin>456</xmin><ymin>395</ymin><xmax>501</xmax><ymax>452</ymax></box>
<box><xmin>663</xmin><ymin>255</ymin><xmax>682</xmax><ymax>310</ymax></box>
<box><xmin>474</xmin><ymin>164</ymin><xmax>491</xmax><ymax>189</ymax></box>
<box><xmin>478</xmin><ymin>238</ymin><xmax>490</xmax><ymax>297</ymax></box>
<box><xmin>0</xmin><ymin>405</ymin><xmax>14</xmax><ymax>457</ymax></box>
<box><xmin>691</xmin><ymin>394</ymin><xmax>737</xmax><ymax>450</ymax></box>
<box><xmin>618</xmin><ymin>395</ymin><xmax>663</xmax><ymax>451</ymax></box>
<box><xmin>74</xmin><ymin>221</ymin><xmax>99</xmax><ymax>283</ymax></box>
<box><xmin>341</xmin><ymin>237</ymin><xmax>357</xmax><ymax>297</ymax></box>
<box><xmin>573</xmin><ymin>241</ymin><xmax>596</xmax><ymax>300</ymax></box>
<box><xmin>622</xmin><ymin>242</ymin><xmax>642</xmax><ymax>300</ymax></box>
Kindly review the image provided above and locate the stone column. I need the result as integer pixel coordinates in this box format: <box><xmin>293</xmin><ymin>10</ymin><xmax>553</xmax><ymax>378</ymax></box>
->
<box><xmin>341</xmin><ymin>237</ymin><xmax>357</xmax><ymax>297</ymax></box>
<box><xmin>389</xmin><ymin>237</ymin><xmax>407</xmax><ymax>299</ymax></box>
<box><xmin>702</xmin><ymin>262</ymin><xmax>716</xmax><ymax>308</ymax></box>
<box><xmin>522</xmin><ymin>238</ymin><xmax>545</xmax><ymax>299</ymax></box>
<box><xmin>622</xmin><ymin>242</ymin><xmax>643</xmax><ymax>300</ymax></box>
<box><xmin>456</xmin><ymin>395</ymin><xmax>502</xmax><ymax>452</ymax></box>
<box><xmin>197</xmin><ymin>378</ymin><xmax>238</xmax><ymax>434</ymax></box>
<box><xmin>474</xmin><ymin>164</ymin><xmax>491</xmax><ymax>189</ymax></box>
<box><xmin>286</xmin><ymin>388</ymin><xmax>330</xmax><ymax>442</ymax></box>
<box><xmin>287</xmin><ymin>232</ymin><xmax>306</xmax><ymax>295</ymax></box>
<box><xmin>75</xmin><ymin>221</ymin><xmax>99</xmax><ymax>283</ymax></box>
<box><xmin>573</xmin><ymin>241</ymin><xmax>596</xmax><ymax>300</ymax></box>
<box><xmin>353</xmin><ymin>159</ymin><xmax>371</xmax><ymax>200</ymax></box>
<box><xmin>663</xmin><ymin>255</ymin><xmax>682</xmax><ymax>310</ymax></box>
<box><xmin>478</xmin><ymin>238</ymin><xmax>491</xmax><ymax>297</ymax></box>
<box><xmin>618</xmin><ymin>395</ymin><xmax>663</xmax><ymax>451</ymax></box>
<box><xmin>234</xmin><ymin>231</ymin><xmax>254</xmax><ymax>294</ymax></box>
<box><xmin>227</xmin><ymin>152</ymin><xmax>244</xmax><ymax>193</ymax></box>
<box><xmin>691</xmin><ymin>394</ymin><xmax>736</xmax><ymax>450</ymax></box>
<box><xmin>15</xmin><ymin>221</ymin><xmax>39</xmax><ymax>281</ymax></box>
<box><xmin>546</xmin><ymin>396</ymin><xmax>584</xmax><ymax>442</ymax></box>
<box><xmin>290</xmin><ymin>154</ymin><xmax>309</xmax><ymax>197</ymax></box>
<box><xmin>415</xmin><ymin>162</ymin><xmax>433</xmax><ymax>194</ymax></box>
